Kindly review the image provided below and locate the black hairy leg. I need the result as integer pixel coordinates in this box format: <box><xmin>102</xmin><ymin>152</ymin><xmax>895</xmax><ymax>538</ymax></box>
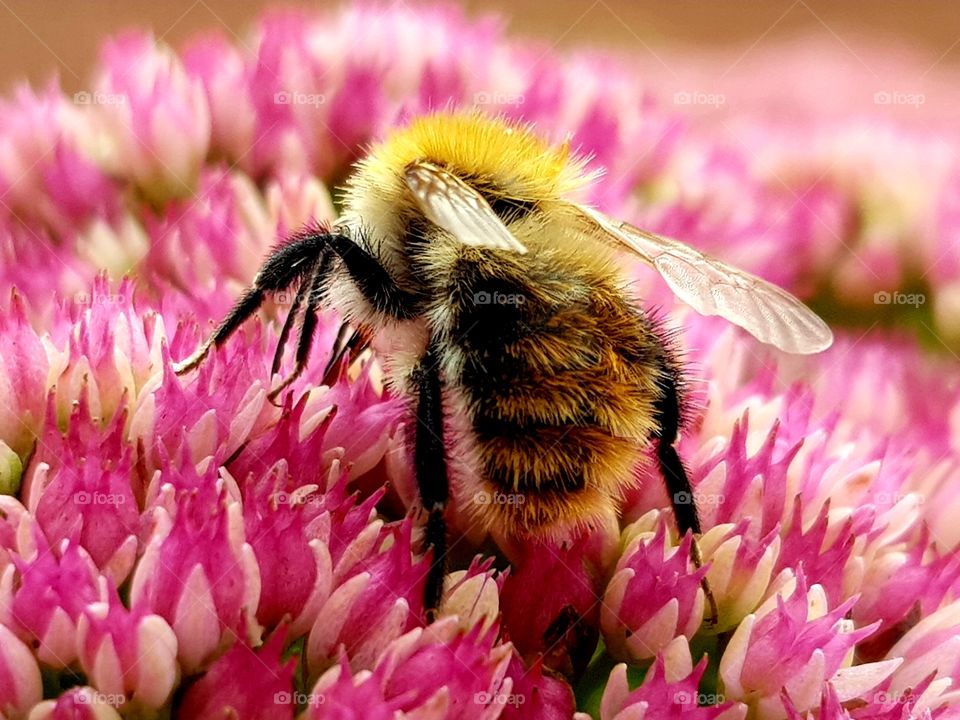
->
<box><xmin>267</xmin><ymin>264</ymin><xmax>325</xmax><ymax>403</ymax></box>
<box><xmin>271</xmin><ymin>270</ymin><xmax>308</xmax><ymax>378</ymax></box>
<box><xmin>323</xmin><ymin>230</ymin><xmax>423</xmax><ymax>321</ymax></box>
<box><xmin>653</xmin><ymin>364</ymin><xmax>719</xmax><ymax>626</ymax></box>
<box><xmin>175</xmin><ymin>227</ymin><xmax>419</xmax><ymax>378</ymax></box>
<box><xmin>321</xmin><ymin>323</ymin><xmax>372</xmax><ymax>387</ymax></box>
<box><xmin>411</xmin><ymin>342</ymin><xmax>450</xmax><ymax>620</ymax></box>
<box><xmin>271</xmin><ymin>249</ymin><xmax>334</xmax><ymax>378</ymax></box>
<box><xmin>173</xmin><ymin>232</ymin><xmax>331</xmax><ymax>375</ymax></box>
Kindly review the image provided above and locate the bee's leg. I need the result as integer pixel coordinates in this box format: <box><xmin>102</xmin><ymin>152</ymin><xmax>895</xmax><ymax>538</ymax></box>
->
<box><xmin>268</xmin><ymin>263</ymin><xmax>327</xmax><ymax>403</ymax></box>
<box><xmin>270</xmin><ymin>232</ymin><xmax>386</xmax><ymax>398</ymax></box>
<box><xmin>321</xmin><ymin>325</ymin><xmax>372</xmax><ymax>386</ymax></box>
<box><xmin>411</xmin><ymin>342</ymin><xmax>449</xmax><ymax>620</ymax></box>
<box><xmin>174</xmin><ymin>233</ymin><xmax>330</xmax><ymax>375</ymax></box>
<box><xmin>271</xmin><ymin>270</ymin><xmax>310</xmax><ymax>378</ymax></box>
<box><xmin>322</xmin><ymin>234</ymin><xmax>421</xmax><ymax>320</ymax></box>
<box><xmin>654</xmin><ymin>371</ymin><xmax>720</xmax><ymax>627</ymax></box>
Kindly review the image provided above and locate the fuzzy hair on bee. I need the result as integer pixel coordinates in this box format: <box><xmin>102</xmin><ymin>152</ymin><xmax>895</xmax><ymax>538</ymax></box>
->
<box><xmin>174</xmin><ymin>111</ymin><xmax>833</xmax><ymax>626</ymax></box>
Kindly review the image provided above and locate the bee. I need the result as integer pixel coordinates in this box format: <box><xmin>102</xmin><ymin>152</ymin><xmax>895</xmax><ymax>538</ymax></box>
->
<box><xmin>174</xmin><ymin>112</ymin><xmax>832</xmax><ymax>625</ymax></box>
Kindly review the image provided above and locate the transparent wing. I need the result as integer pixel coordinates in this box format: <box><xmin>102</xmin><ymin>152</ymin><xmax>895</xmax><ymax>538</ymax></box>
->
<box><xmin>404</xmin><ymin>160</ymin><xmax>527</xmax><ymax>254</ymax></box>
<box><xmin>580</xmin><ymin>206</ymin><xmax>833</xmax><ymax>354</ymax></box>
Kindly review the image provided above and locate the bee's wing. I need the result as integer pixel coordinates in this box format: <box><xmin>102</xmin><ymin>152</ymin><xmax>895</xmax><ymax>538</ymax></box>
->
<box><xmin>580</xmin><ymin>206</ymin><xmax>833</xmax><ymax>354</ymax></box>
<box><xmin>404</xmin><ymin>160</ymin><xmax>527</xmax><ymax>254</ymax></box>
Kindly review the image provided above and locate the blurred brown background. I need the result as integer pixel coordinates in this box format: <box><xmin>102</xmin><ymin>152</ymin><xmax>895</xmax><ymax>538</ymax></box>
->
<box><xmin>0</xmin><ymin>1</ymin><xmax>958</xmax><ymax>93</ymax></box>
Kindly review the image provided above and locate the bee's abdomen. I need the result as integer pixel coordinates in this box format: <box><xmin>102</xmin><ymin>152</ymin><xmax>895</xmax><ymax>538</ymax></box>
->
<box><xmin>440</xmin><ymin>249</ymin><xmax>670</xmax><ymax>536</ymax></box>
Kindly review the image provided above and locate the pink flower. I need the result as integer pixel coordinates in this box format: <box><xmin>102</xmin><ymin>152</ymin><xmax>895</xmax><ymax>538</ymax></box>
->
<box><xmin>500</xmin><ymin>652</ymin><xmax>577</xmax><ymax>720</ymax></box>
<box><xmin>44</xmin><ymin>276</ymin><xmax>159</xmax><ymax>429</ymax></box>
<box><xmin>719</xmin><ymin>574</ymin><xmax>896</xmax><ymax>718</ymax></box>
<box><xmin>855</xmin><ymin>529</ymin><xmax>960</xmax><ymax>660</ymax></box>
<box><xmin>230</xmin><ymin>362</ymin><xmax>405</xmax><ymax>489</ymax></box>
<box><xmin>307</xmin><ymin>520</ymin><xmax>427</xmax><ymax>675</ymax></box>
<box><xmin>0</xmin><ymin>540</ymin><xmax>103</xmax><ymax>668</ymax></box>
<box><xmin>438</xmin><ymin>557</ymin><xmax>500</xmax><ymax>634</ymax></box>
<box><xmin>317</xmin><ymin>362</ymin><xmax>408</xmax><ymax>479</ymax></box>
<box><xmin>882</xmin><ymin>600</ymin><xmax>960</xmax><ymax>715</ymax></box>
<box><xmin>88</xmin><ymin>32</ymin><xmax>211</xmax><ymax>204</ymax></box>
<box><xmin>0</xmin><ymin>496</ymin><xmax>36</xmax><ymax>577</ymax></box>
<box><xmin>143</xmin><ymin>169</ymin><xmax>273</xmax><ymax>290</ymax></box>
<box><xmin>27</xmin><ymin>396</ymin><xmax>139</xmax><ymax>584</ymax></box>
<box><xmin>132</xmin><ymin>342</ymin><xmax>273</xmax><ymax>472</ymax></box>
<box><xmin>0</xmin><ymin>84</ymin><xmax>117</xmax><ymax>236</ymax></box>
<box><xmin>177</xmin><ymin>629</ymin><xmax>294</xmax><ymax>720</ymax></box>
<box><xmin>0</xmin><ymin>291</ymin><xmax>48</xmax><ymax>460</ymax></box>
<box><xmin>499</xmin><ymin>531</ymin><xmax>607</xmax><ymax>678</ymax></box>
<box><xmin>0</xmin><ymin>622</ymin><xmax>42</xmax><ymax>717</ymax></box>
<box><xmin>308</xmin><ymin>619</ymin><xmax>513</xmax><ymax>719</ymax></box>
<box><xmin>696</xmin><ymin>521</ymin><xmax>782</xmax><ymax>632</ymax></box>
<box><xmin>241</xmin><ymin>462</ymin><xmax>334</xmax><ymax>635</ymax></box>
<box><xmin>130</xmin><ymin>476</ymin><xmax>260</xmax><ymax>673</ymax></box>
<box><xmin>183</xmin><ymin>35</ymin><xmax>257</xmax><ymax>165</ymax></box>
<box><xmin>0</xmin><ymin>225</ymin><xmax>91</xmax><ymax>325</ymax></box>
<box><xmin>593</xmin><ymin>651</ymin><xmax>739</xmax><ymax>720</ymax></box>
<box><xmin>76</xmin><ymin>590</ymin><xmax>179</xmax><ymax>711</ymax></box>
<box><xmin>26</xmin><ymin>687</ymin><xmax>124</xmax><ymax>719</ymax></box>
<box><xmin>602</xmin><ymin>517</ymin><xmax>706</xmax><ymax>662</ymax></box>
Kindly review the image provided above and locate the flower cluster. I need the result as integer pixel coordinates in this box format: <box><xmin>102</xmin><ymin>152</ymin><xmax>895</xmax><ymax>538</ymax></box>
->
<box><xmin>0</xmin><ymin>3</ymin><xmax>958</xmax><ymax>719</ymax></box>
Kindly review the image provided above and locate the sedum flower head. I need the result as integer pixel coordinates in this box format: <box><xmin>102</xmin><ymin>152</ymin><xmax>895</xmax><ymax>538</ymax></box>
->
<box><xmin>0</xmin><ymin>4</ymin><xmax>956</xmax><ymax>719</ymax></box>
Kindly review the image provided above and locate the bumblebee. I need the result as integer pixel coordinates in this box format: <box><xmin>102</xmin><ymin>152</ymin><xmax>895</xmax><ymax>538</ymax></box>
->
<box><xmin>175</xmin><ymin>112</ymin><xmax>832</xmax><ymax>621</ymax></box>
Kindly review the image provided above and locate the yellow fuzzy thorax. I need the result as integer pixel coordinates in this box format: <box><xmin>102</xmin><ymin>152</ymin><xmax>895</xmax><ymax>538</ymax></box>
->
<box><xmin>353</xmin><ymin>112</ymin><xmax>592</xmax><ymax>202</ymax></box>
